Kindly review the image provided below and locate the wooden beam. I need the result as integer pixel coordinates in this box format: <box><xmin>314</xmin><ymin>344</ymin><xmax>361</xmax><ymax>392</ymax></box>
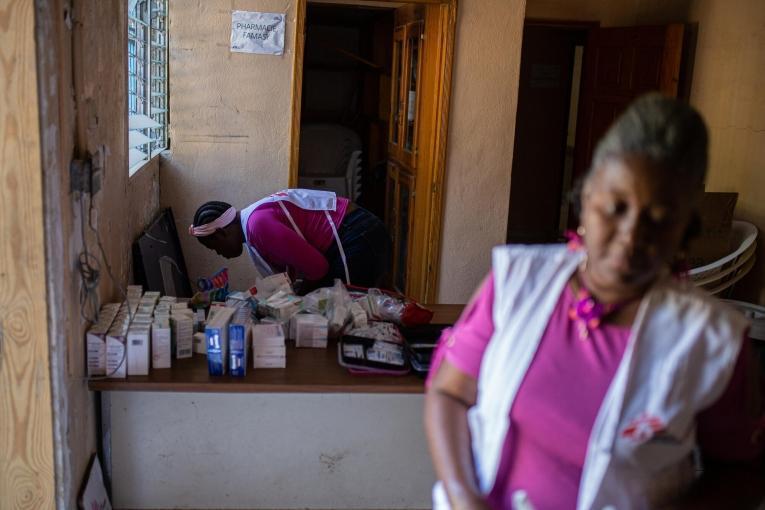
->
<box><xmin>0</xmin><ymin>0</ymin><xmax>56</xmax><ymax>508</ymax></box>
<box><xmin>289</xmin><ymin>0</ymin><xmax>307</xmax><ymax>188</ymax></box>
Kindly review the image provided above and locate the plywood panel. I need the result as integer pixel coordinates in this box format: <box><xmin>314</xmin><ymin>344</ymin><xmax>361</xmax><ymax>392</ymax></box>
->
<box><xmin>0</xmin><ymin>1</ymin><xmax>56</xmax><ymax>508</ymax></box>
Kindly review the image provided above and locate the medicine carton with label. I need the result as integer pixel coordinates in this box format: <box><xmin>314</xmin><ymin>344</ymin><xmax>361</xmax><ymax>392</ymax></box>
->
<box><xmin>171</xmin><ymin>311</ymin><xmax>194</xmax><ymax>360</ymax></box>
<box><xmin>294</xmin><ymin>314</ymin><xmax>329</xmax><ymax>349</ymax></box>
<box><xmin>229</xmin><ymin>322</ymin><xmax>251</xmax><ymax>377</ymax></box>
<box><xmin>252</xmin><ymin>323</ymin><xmax>286</xmax><ymax>368</ymax></box>
<box><xmin>127</xmin><ymin>324</ymin><xmax>151</xmax><ymax>376</ymax></box>
<box><xmin>206</xmin><ymin>306</ymin><xmax>236</xmax><ymax>375</ymax></box>
<box><xmin>106</xmin><ymin>324</ymin><xmax>129</xmax><ymax>378</ymax></box>
<box><xmin>152</xmin><ymin>318</ymin><xmax>172</xmax><ymax>369</ymax></box>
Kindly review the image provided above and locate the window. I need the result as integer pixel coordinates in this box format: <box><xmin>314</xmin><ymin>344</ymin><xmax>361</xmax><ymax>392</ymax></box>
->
<box><xmin>128</xmin><ymin>0</ymin><xmax>168</xmax><ymax>174</ymax></box>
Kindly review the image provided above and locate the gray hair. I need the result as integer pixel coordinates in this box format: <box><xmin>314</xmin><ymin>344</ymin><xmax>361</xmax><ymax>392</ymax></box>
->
<box><xmin>588</xmin><ymin>93</ymin><xmax>709</xmax><ymax>189</ymax></box>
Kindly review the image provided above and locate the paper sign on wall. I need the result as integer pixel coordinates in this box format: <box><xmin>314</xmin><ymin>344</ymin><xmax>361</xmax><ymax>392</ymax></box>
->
<box><xmin>230</xmin><ymin>11</ymin><xmax>285</xmax><ymax>55</ymax></box>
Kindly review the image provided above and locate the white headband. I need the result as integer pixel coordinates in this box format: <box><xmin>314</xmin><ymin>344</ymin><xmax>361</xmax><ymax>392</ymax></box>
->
<box><xmin>188</xmin><ymin>207</ymin><xmax>237</xmax><ymax>237</ymax></box>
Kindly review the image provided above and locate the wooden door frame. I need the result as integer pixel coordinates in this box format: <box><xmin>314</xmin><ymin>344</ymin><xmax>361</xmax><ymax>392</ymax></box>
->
<box><xmin>288</xmin><ymin>0</ymin><xmax>457</xmax><ymax>303</ymax></box>
<box><xmin>0</xmin><ymin>1</ymin><xmax>57</xmax><ymax>507</ymax></box>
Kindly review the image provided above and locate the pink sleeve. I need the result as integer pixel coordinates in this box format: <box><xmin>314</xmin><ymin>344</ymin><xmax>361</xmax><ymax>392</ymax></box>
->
<box><xmin>696</xmin><ymin>337</ymin><xmax>765</xmax><ymax>462</ymax></box>
<box><xmin>248</xmin><ymin>210</ymin><xmax>329</xmax><ymax>281</ymax></box>
<box><xmin>426</xmin><ymin>273</ymin><xmax>495</xmax><ymax>386</ymax></box>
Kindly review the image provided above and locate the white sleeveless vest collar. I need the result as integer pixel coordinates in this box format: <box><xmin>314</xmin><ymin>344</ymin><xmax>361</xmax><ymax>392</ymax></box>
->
<box><xmin>434</xmin><ymin>244</ymin><xmax>747</xmax><ymax>510</ymax></box>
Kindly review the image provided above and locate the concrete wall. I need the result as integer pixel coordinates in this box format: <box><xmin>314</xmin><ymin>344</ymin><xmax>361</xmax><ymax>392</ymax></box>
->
<box><xmin>687</xmin><ymin>0</ymin><xmax>765</xmax><ymax>303</ymax></box>
<box><xmin>163</xmin><ymin>0</ymin><xmax>528</xmax><ymax>303</ymax></box>
<box><xmin>35</xmin><ymin>1</ymin><xmax>161</xmax><ymax>506</ymax></box>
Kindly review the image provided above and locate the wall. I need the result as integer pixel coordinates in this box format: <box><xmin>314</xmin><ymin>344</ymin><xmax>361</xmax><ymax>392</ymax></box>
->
<box><xmin>110</xmin><ymin>392</ymin><xmax>434</xmax><ymax>509</ymax></box>
<box><xmin>435</xmin><ymin>0</ymin><xmax>527</xmax><ymax>302</ymax></box>
<box><xmin>162</xmin><ymin>0</ymin><xmax>299</xmax><ymax>290</ymax></box>
<box><xmin>687</xmin><ymin>0</ymin><xmax>765</xmax><ymax>303</ymax></box>
<box><xmin>35</xmin><ymin>1</ymin><xmax>162</xmax><ymax>506</ymax></box>
<box><xmin>0</xmin><ymin>1</ymin><xmax>56</xmax><ymax>507</ymax></box>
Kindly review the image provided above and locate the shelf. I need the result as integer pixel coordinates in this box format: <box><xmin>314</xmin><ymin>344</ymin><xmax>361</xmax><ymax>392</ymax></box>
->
<box><xmin>88</xmin><ymin>304</ymin><xmax>464</xmax><ymax>394</ymax></box>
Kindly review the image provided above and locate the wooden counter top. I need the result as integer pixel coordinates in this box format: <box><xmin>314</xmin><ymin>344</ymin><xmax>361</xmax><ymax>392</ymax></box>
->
<box><xmin>88</xmin><ymin>304</ymin><xmax>464</xmax><ymax>394</ymax></box>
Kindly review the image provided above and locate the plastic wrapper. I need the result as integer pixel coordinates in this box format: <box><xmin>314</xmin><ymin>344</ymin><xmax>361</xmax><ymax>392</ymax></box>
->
<box><xmin>365</xmin><ymin>289</ymin><xmax>433</xmax><ymax>327</ymax></box>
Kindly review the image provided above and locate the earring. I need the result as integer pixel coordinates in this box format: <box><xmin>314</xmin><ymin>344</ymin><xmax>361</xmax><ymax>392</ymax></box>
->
<box><xmin>577</xmin><ymin>225</ymin><xmax>586</xmax><ymax>237</ymax></box>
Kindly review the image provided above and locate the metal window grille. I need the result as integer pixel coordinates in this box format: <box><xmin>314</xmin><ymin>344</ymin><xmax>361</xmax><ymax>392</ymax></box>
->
<box><xmin>128</xmin><ymin>0</ymin><xmax>168</xmax><ymax>172</ymax></box>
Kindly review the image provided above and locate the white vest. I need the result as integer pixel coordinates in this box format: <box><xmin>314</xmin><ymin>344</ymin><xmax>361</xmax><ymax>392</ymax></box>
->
<box><xmin>239</xmin><ymin>189</ymin><xmax>350</xmax><ymax>282</ymax></box>
<box><xmin>434</xmin><ymin>244</ymin><xmax>747</xmax><ymax>510</ymax></box>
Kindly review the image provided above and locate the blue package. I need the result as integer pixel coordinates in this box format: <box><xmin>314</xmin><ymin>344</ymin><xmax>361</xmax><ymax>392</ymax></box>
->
<box><xmin>229</xmin><ymin>323</ymin><xmax>248</xmax><ymax>377</ymax></box>
<box><xmin>206</xmin><ymin>326</ymin><xmax>227</xmax><ymax>376</ymax></box>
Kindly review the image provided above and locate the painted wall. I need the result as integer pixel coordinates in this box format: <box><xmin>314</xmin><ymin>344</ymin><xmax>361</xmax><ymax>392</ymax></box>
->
<box><xmin>435</xmin><ymin>0</ymin><xmax>527</xmax><ymax>302</ymax></box>
<box><xmin>110</xmin><ymin>392</ymin><xmax>434</xmax><ymax>509</ymax></box>
<box><xmin>162</xmin><ymin>0</ymin><xmax>299</xmax><ymax>290</ymax></box>
<box><xmin>687</xmin><ymin>0</ymin><xmax>765</xmax><ymax>303</ymax></box>
<box><xmin>35</xmin><ymin>1</ymin><xmax>162</xmax><ymax>506</ymax></box>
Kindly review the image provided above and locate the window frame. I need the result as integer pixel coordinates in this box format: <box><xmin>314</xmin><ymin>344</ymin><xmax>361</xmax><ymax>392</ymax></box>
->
<box><xmin>128</xmin><ymin>0</ymin><xmax>169</xmax><ymax>176</ymax></box>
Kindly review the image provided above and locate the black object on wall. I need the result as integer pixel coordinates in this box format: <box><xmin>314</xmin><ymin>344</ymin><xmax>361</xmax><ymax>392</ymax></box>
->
<box><xmin>132</xmin><ymin>208</ymin><xmax>193</xmax><ymax>297</ymax></box>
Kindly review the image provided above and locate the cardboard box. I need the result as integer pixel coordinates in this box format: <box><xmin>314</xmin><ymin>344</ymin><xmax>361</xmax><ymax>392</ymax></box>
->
<box><xmin>171</xmin><ymin>314</ymin><xmax>194</xmax><ymax>360</ymax></box>
<box><xmin>152</xmin><ymin>319</ymin><xmax>172</xmax><ymax>369</ymax></box>
<box><xmin>251</xmin><ymin>323</ymin><xmax>286</xmax><ymax>347</ymax></box>
<box><xmin>687</xmin><ymin>192</ymin><xmax>738</xmax><ymax>268</ymax></box>
<box><xmin>253</xmin><ymin>355</ymin><xmax>286</xmax><ymax>369</ymax></box>
<box><xmin>127</xmin><ymin>325</ymin><xmax>151</xmax><ymax>376</ymax></box>
<box><xmin>106</xmin><ymin>325</ymin><xmax>128</xmax><ymax>378</ymax></box>
<box><xmin>205</xmin><ymin>307</ymin><xmax>236</xmax><ymax>376</ymax></box>
<box><xmin>229</xmin><ymin>322</ymin><xmax>251</xmax><ymax>377</ymax></box>
<box><xmin>294</xmin><ymin>314</ymin><xmax>329</xmax><ymax>349</ymax></box>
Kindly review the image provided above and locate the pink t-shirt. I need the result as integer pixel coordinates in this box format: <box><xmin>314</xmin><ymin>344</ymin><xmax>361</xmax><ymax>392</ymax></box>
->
<box><xmin>246</xmin><ymin>197</ymin><xmax>349</xmax><ymax>281</ymax></box>
<box><xmin>429</xmin><ymin>272</ymin><xmax>763</xmax><ymax>509</ymax></box>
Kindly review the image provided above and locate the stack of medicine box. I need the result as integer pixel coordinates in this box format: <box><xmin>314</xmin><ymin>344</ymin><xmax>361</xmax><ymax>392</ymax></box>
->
<box><xmin>252</xmin><ymin>323</ymin><xmax>286</xmax><ymax>368</ymax></box>
<box><xmin>86</xmin><ymin>303</ymin><xmax>121</xmax><ymax>377</ymax></box>
<box><xmin>205</xmin><ymin>306</ymin><xmax>236</xmax><ymax>375</ymax></box>
<box><xmin>150</xmin><ymin>297</ymin><xmax>172</xmax><ymax>369</ymax></box>
<box><xmin>171</xmin><ymin>302</ymin><xmax>195</xmax><ymax>360</ymax></box>
<box><xmin>127</xmin><ymin>291</ymin><xmax>158</xmax><ymax>376</ymax></box>
<box><xmin>293</xmin><ymin>314</ymin><xmax>329</xmax><ymax>349</ymax></box>
<box><xmin>106</xmin><ymin>300</ymin><xmax>138</xmax><ymax>378</ymax></box>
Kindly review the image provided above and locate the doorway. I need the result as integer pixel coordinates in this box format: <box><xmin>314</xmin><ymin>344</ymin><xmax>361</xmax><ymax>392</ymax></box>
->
<box><xmin>296</xmin><ymin>3</ymin><xmax>394</xmax><ymax>221</ymax></box>
<box><xmin>507</xmin><ymin>20</ymin><xmax>692</xmax><ymax>244</ymax></box>
<box><xmin>290</xmin><ymin>0</ymin><xmax>457</xmax><ymax>302</ymax></box>
<box><xmin>506</xmin><ymin>21</ymin><xmax>591</xmax><ymax>244</ymax></box>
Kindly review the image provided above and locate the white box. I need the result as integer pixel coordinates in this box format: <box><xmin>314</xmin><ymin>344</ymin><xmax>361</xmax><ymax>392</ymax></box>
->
<box><xmin>294</xmin><ymin>314</ymin><xmax>329</xmax><ymax>348</ymax></box>
<box><xmin>152</xmin><ymin>320</ymin><xmax>172</xmax><ymax>369</ymax></box>
<box><xmin>251</xmin><ymin>323</ymin><xmax>286</xmax><ymax>347</ymax></box>
<box><xmin>106</xmin><ymin>327</ymin><xmax>128</xmax><ymax>378</ymax></box>
<box><xmin>192</xmin><ymin>332</ymin><xmax>207</xmax><ymax>355</ymax></box>
<box><xmin>171</xmin><ymin>314</ymin><xmax>194</xmax><ymax>359</ymax></box>
<box><xmin>87</xmin><ymin>328</ymin><xmax>108</xmax><ymax>376</ymax></box>
<box><xmin>253</xmin><ymin>355</ymin><xmax>286</xmax><ymax>369</ymax></box>
<box><xmin>252</xmin><ymin>344</ymin><xmax>286</xmax><ymax>357</ymax></box>
<box><xmin>127</xmin><ymin>326</ymin><xmax>151</xmax><ymax>376</ymax></box>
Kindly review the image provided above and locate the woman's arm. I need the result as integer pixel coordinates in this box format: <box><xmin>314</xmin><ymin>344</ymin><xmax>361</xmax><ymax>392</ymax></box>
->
<box><xmin>423</xmin><ymin>273</ymin><xmax>497</xmax><ymax>509</ymax></box>
<box><xmin>425</xmin><ymin>359</ymin><xmax>489</xmax><ymax>510</ymax></box>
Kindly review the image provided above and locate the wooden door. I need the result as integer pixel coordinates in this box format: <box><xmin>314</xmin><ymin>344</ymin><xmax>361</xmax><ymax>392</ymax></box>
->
<box><xmin>507</xmin><ymin>24</ymin><xmax>588</xmax><ymax>244</ymax></box>
<box><xmin>571</xmin><ymin>24</ymin><xmax>685</xmax><ymax>184</ymax></box>
<box><xmin>0</xmin><ymin>1</ymin><xmax>57</xmax><ymax>507</ymax></box>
